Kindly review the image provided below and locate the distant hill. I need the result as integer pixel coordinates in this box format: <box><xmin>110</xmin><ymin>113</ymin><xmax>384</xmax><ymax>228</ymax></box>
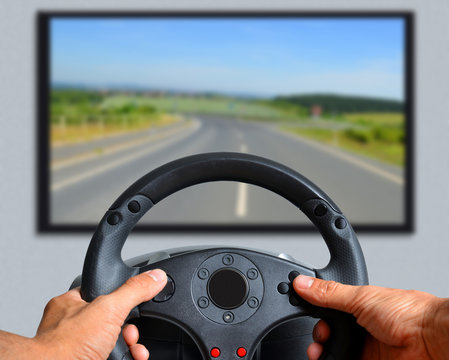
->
<box><xmin>273</xmin><ymin>94</ymin><xmax>404</xmax><ymax>113</ymax></box>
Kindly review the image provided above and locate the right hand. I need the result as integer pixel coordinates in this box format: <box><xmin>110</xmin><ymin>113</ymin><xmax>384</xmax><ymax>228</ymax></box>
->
<box><xmin>292</xmin><ymin>275</ymin><xmax>449</xmax><ymax>360</ymax></box>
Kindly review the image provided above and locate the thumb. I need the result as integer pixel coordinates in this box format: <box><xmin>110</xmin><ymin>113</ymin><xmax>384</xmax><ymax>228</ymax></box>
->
<box><xmin>99</xmin><ymin>269</ymin><xmax>167</xmax><ymax>318</ymax></box>
<box><xmin>292</xmin><ymin>275</ymin><xmax>363</xmax><ymax>314</ymax></box>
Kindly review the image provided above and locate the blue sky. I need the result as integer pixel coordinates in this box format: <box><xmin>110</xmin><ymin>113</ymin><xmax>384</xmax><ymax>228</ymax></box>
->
<box><xmin>51</xmin><ymin>17</ymin><xmax>405</xmax><ymax>100</ymax></box>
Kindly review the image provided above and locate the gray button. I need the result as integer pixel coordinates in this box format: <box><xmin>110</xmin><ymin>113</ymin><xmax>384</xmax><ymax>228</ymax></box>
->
<box><xmin>198</xmin><ymin>297</ymin><xmax>209</xmax><ymax>309</ymax></box>
<box><xmin>222</xmin><ymin>254</ymin><xmax>234</xmax><ymax>265</ymax></box>
<box><xmin>247</xmin><ymin>297</ymin><xmax>259</xmax><ymax>308</ymax></box>
<box><xmin>223</xmin><ymin>311</ymin><xmax>234</xmax><ymax>323</ymax></box>
<box><xmin>107</xmin><ymin>213</ymin><xmax>120</xmax><ymax>225</ymax></box>
<box><xmin>335</xmin><ymin>217</ymin><xmax>347</xmax><ymax>229</ymax></box>
<box><xmin>247</xmin><ymin>268</ymin><xmax>259</xmax><ymax>280</ymax></box>
<box><xmin>198</xmin><ymin>268</ymin><xmax>209</xmax><ymax>280</ymax></box>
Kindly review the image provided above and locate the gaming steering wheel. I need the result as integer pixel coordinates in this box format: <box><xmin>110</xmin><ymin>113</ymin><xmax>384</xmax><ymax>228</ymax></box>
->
<box><xmin>78</xmin><ymin>152</ymin><xmax>368</xmax><ymax>360</ymax></box>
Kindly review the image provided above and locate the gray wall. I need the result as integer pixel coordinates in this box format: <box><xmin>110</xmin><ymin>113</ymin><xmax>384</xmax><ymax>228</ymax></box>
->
<box><xmin>0</xmin><ymin>0</ymin><xmax>448</xmax><ymax>337</ymax></box>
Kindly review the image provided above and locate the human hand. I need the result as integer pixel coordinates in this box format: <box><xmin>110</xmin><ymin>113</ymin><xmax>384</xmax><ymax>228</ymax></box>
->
<box><xmin>33</xmin><ymin>269</ymin><xmax>167</xmax><ymax>360</ymax></box>
<box><xmin>293</xmin><ymin>275</ymin><xmax>449</xmax><ymax>360</ymax></box>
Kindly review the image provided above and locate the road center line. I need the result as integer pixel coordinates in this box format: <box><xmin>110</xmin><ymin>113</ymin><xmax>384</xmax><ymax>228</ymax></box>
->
<box><xmin>235</xmin><ymin>144</ymin><xmax>248</xmax><ymax>218</ymax></box>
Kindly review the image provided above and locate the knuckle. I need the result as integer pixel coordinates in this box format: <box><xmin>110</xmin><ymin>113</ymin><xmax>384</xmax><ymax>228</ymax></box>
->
<box><xmin>94</xmin><ymin>294</ymin><xmax>126</xmax><ymax>317</ymax></box>
<box><xmin>405</xmin><ymin>289</ymin><xmax>421</xmax><ymax>298</ymax></box>
<box><xmin>349</xmin><ymin>286</ymin><xmax>369</xmax><ymax>315</ymax></box>
<box><xmin>93</xmin><ymin>294</ymin><xmax>117</xmax><ymax>314</ymax></box>
<box><xmin>44</xmin><ymin>295</ymin><xmax>63</xmax><ymax>313</ymax></box>
<box><xmin>125</xmin><ymin>275</ymin><xmax>150</xmax><ymax>290</ymax></box>
<box><xmin>94</xmin><ymin>294</ymin><xmax>112</xmax><ymax>308</ymax></box>
<box><xmin>316</xmin><ymin>280</ymin><xmax>339</xmax><ymax>305</ymax></box>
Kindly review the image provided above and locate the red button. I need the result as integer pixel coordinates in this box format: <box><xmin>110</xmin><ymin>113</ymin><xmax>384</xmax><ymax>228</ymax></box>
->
<box><xmin>211</xmin><ymin>347</ymin><xmax>221</xmax><ymax>358</ymax></box>
<box><xmin>237</xmin><ymin>347</ymin><xmax>247</xmax><ymax>357</ymax></box>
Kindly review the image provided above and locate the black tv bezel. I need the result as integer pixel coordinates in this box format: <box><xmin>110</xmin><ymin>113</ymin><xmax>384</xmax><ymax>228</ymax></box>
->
<box><xmin>37</xmin><ymin>11</ymin><xmax>414</xmax><ymax>234</ymax></box>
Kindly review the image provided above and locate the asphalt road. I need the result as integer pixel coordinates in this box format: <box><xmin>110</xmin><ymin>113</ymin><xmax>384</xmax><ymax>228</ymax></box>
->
<box><xmin>50</xmin><ymin>115</ymin><xmax>404</xmax><ymax>226</ymax></box>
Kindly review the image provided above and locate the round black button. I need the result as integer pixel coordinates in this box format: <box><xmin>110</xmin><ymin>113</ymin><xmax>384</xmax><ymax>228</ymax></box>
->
<box><xmin>107</xmin><ymin>213</ymin><xmax>120</xmax><ymax>225</ymax></box>
<box><xmin>335</xmin><ymin>217</ymin><xmax>347</xmax><ymax>229</ymax></box>
<box><xmin>277</xmin><ymin>282</ymin><xmax>290</xmax><ymax>294</ymax></box>
<box><xmin>289</xmin><ymin>294</ymin><xmax>300</xmax><ymax>306</ymax></box>
<box><xmin>153</xmin><ymin>276</ymin><xmax>175</xmax><ymax>302</ymax></box>
<box><xmin>128</xmin><ymin>200</ymin><xmax>141</xmax><ymax>213</ymax></box>
<box><xmin>288</xmin><ymin>271</ymin><xmax>300</xmax><ymax>282</ymax></box>
<box><xmin>208</xmin><ymin>268</ymin><xmax>248</xmax><ymax>309</ymax></box>
<box><xmin>314</xmin><ymin>204</ymin><xmax>328</xmax><ymax>217</ymax></box>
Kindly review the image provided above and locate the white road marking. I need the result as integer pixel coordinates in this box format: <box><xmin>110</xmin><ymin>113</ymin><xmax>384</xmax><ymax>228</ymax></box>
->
<box><xmin>52</xmin><ymin>120</ymin><xmax>198</xmax><ymax>171</ymax></box>
<box><xmin>235</xmin><ymin>144</ymin><xmax>248</xmax><ymax>217</ymax></box>
<box><xmin>277</xmin><ymin>127</ymin><xmax>404</xmax><ymax>185</ymax></box>
<box><xmin>51</xmin><ymin>123</ymin><xmax>200</xmax><ymax>192</ymax></box>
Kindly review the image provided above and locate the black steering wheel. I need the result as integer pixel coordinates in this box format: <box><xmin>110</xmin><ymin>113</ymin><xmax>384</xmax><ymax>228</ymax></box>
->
<box><xmin>79</xmin><ymin>152</ymin><xmax>368</xmax><ymax>360</ymax></box>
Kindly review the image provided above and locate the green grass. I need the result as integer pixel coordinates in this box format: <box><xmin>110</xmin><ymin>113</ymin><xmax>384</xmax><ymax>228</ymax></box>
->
<box><xmin>281</xmin><ymin>126</ymin><xmax>404</xmax><ymax>166</ymax></box>
<box><xmin>102</xmin><ymin>95</ymin><xmax>287</xmax><ymax>120</ymax></box>
<box><xmin>339</xmin><ymin>112</ymin><xmax>404</xmax><ymax>127</ymax></box>
<box><xmin>51</xmin><ymin>112</ymin><xmax>180</xmax><ymax>146</ymax></box>
<box><xmin>280</xmin><ymin>112</ymin><xmax>405</xmax><ymax>166</ymax></box>
<box><xmin>50</xmin><ymin>90</ymin><xmax>406</xmax><ymax>165</ymax></box>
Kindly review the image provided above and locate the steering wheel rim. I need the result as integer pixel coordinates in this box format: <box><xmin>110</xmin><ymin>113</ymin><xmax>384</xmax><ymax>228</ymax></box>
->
<box><xmin>80</xmin><ymin>152</ymin><xmax>368</xmax><ymax>360</ymax></box>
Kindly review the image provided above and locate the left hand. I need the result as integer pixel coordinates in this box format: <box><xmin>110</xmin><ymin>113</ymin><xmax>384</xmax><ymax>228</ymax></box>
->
<box><xmin>34</xmin><ymin>269</ymin><xmax>167</xmax><ymax>360</ymax></box>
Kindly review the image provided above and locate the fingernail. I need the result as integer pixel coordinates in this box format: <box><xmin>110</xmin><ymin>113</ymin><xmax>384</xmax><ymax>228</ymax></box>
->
<box><xmin>294</xmin><ymin>275</ymin><xmax>314</xmax><ymax>289</ymax></box>
<box><xmin>146</xmin><ymin>269</ymin><xmax>166</xmax><ymax>282</ymax></box>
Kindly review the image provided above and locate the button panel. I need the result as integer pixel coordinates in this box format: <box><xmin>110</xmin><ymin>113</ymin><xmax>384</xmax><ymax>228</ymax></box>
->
<box><xmin>278</xmin><ymin>270</ymin><xmax>311</xmax><ymax>308</ymax></box>
<box><xmin>192</xmin><ymin>252</ymin><xmax>263</xmax><ymax>325</ymax></box>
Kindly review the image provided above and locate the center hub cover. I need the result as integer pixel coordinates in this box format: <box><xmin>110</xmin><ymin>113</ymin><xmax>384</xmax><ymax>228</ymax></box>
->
<box><xmin>208</xmin><ymin>268</ymin><xmax>249</xmax><ymax>309</ymax></box>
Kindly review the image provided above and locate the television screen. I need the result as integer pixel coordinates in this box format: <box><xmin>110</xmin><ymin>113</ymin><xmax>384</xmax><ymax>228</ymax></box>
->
<box><xmin>37</xmin><ymin>12</ymin><xmax>414</xmax><ymax>232</ymax></box>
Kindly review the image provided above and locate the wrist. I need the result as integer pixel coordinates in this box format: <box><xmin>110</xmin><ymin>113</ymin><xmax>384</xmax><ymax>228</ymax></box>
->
<box><xmin>29</xmin><ymin>337</ymin><xmax>53</xmax><ymax>360</ymax></box>
<box><xmin>422</xmin><ymin>297</ymin><xmax>449</xmax><ymax>360</ymax></box>
<box><xmin>0</xmin><ymin>331</ymin><xmax>40</xmax><ymax>360</ymax></box>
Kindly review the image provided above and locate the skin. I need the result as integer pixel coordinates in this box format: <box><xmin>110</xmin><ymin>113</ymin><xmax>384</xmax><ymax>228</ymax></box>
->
<box><xmin>0</xmin><ymin>269</ymin><xmax>167</xmax><ymax>360</ymax></box>
<box><xmin>293</xmin><ymin>275</ymin><xmax>449</xmax><ymax>360</ymax></box>
<box><xmin>1</xmin><ymin>270</ymin><xmax>448</xmax><ymax>359</ymax></box>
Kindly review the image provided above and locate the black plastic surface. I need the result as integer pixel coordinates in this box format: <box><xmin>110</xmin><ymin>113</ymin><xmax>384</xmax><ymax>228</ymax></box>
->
<box><xmin>208</xmin><ymin>268</ymin><xmax>248</xmax><ymax>309</ymax></box>
<box><xmin>129</xmin><ymin>316</ymin><xmax>318</xmax><ymax>360</ymax></box>
<box><xmin>139</xmin><ymin>248</ymin><xmax>318</xmax><ymax>360</ymax></box>
<box><xmin>78</xmin><ymin>152</ymin><xmax>369</xmax><ymax>360</ymax></box>
<box><xmin>109</xmin><ymin>152</ymin><xmax>341</xmax><ymax>212</ymax></box>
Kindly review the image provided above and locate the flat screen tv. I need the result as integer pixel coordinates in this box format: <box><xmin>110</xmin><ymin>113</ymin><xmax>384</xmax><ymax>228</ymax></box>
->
<box><xmin>37</xmin><ymin>12</ymin><xmax>414</xmax><ymax>233</ymax></box>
